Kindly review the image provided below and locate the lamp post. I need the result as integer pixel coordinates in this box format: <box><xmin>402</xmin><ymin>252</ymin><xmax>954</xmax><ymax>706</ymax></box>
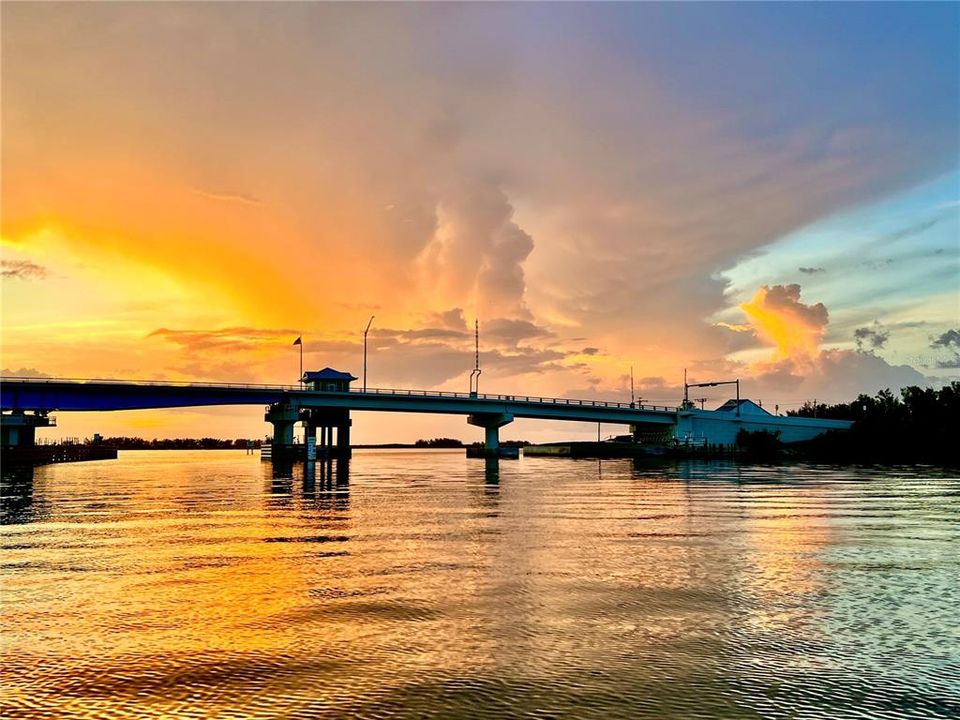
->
<box><xmin>293</xmin><ymin>336</ymin><xmax>303</xmax><ymax>387</ymax></box>
<box><xmin>363</xmin><ymin>316</ymin><xmax>374</xmax><ymax>392</ymax></box>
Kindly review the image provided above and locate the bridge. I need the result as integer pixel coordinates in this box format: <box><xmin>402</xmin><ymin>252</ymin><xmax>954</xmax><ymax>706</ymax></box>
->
<box><xmin>0</xmin><ymin>376</ymin><xmax>679</xmax><ymax>459</ymax></box>
<box><xmin>1</xmin><ymin>374</ymin><xmax>852</xmax><ymax>460</ymax></box>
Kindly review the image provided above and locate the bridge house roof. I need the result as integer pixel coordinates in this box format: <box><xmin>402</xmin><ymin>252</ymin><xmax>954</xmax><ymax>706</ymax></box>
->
<box><xmin>715</xmin><ymin>399</ymin><xmax>770</xmax><ymax>415</ymax></box>
<box><xmin>302</xmin><ymin>368</ymin><xmax>358</xmax><ymax>382</ymax></box>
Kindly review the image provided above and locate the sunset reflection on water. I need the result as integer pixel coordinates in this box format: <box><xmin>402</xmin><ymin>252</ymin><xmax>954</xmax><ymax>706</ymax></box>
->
<box><xmin>2</xmin><ymin>451</ymin><xmax>958</xmax><ymax>719</ymax></box>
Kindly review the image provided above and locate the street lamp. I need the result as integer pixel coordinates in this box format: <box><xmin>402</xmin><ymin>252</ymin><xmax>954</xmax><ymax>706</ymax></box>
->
<box><xmin>363</xmin><ymin>316</ymin><xmax>374</xmax><ymax>392</ymax></box>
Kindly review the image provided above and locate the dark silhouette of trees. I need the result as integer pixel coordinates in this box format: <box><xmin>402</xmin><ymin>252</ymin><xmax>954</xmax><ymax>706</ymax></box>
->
<box><xmin>736</xmin><ymin>429</ymin><xmax>783</xmax><ymax>460</ymax></box>
<box><xmin>93</xmin><ymin>437</ymin><xmax>261</xmax><ymax>450</ymax></box>
<box><xmin>413</xmin><ymin>437</ymin><xmax>464</xmax><ymax>448</ymax></box>
<box><xmin>792</xmin><ymin>383</ymin><xmax>959</xmax><ymax>464</ymax></box>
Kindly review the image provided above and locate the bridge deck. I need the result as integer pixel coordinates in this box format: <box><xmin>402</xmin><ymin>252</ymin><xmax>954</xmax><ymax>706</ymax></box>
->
<box><xmin>2</xmin><ymin>377</ymin><xmax>678</xmax><ymax>426</ymax></box>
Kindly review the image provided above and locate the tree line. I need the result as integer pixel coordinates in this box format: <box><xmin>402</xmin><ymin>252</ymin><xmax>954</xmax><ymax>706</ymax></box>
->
<box><xmin>788</xmin><ymin>383</ymin><xmax>959</xmax><ymax>465</ymax></box>
<box><xmin>93</xmin><ymin>437</ymin><xmax>262</xmax><ymax>450</ymax></box>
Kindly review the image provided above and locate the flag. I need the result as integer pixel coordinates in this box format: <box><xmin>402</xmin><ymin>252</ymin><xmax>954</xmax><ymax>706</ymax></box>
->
<box><xmin>292</xmin><ymin>336</ymin><xmax>302</xmax><ymax>346</ymax></box>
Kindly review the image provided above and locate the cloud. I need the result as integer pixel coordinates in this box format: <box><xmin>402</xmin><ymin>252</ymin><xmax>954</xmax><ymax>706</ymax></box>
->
<box><xmin>359</xmin><ymin>342</ymin><xmax>571</xmax><ymax>388</ymax></box>
<box><xmin>854</xmin><ymin>322</ymin><xmax>890</xmax><ymax>351</ymax></box>
<box><xmin>935</xmin><ymin>355</ymin><xmax>960</xmax><ymax>370</ymax></box>
<box><xmin>864</xmin><ymin>214</ymin><xmax>945</xmax><ymax>250</ymax></box>
<box><xmin>484</xmin><ymin>318</ymin><xmax>552</xmax><ymax>346</ymax></box>
<box><xmin>753</xmin><ymin>361</ymin><xmax>805</xmax><ymax>390</ymax></box>
<box><xmin>738</xmin><ymin>284</ymin><xmax>828</xmax><ymax>359</ymax></box>
<box><xmin>2</xmin><ymin>4</ymin><xmax>956</xmax><ymax>428</ymax></box>
<box><xmin>178</xmin><ymin>360</ymin><xmax>259</xmax><ymax>382</ymax></box>
<box><xmin>7</xmin><ymin>15</ymin><xmax>949</xmax><ymax>358</ymax></box>
<box><xmin>335</xmin><ymin>302</ymin><xmax>382</xmax><ymax>312</ymax></box>
<box><xmin>190</xmin><ymin>188</ymin><xmax>263</xmax><ymax>206</ymax></box>
<box><xmin>1</xmin><ymin>259</ymin><xmax>48</xmax><ymax>279</ymax></box>
<box><xmin>931</xmin><ymin>329</ymin><xmax>960</xmax><ymax>349</ymax></box>
<box><xmin>477</xmin><ymin>221</ymin><xmax>535</xmax><ymax>319</ymax></box>
<box><xmin>685</xmin><ymin>348</ymin><xmax>931</xmax><ymax>406</ymax></box>
<box><xmin>760</xmin><ymin>350</ymin><xmax>928</xmax><ymax>401</ymax></box>
<box><xmin>143</xmin><ymin>319</ymin><xmax>579</xmax><ymax>390</ymax></box>
<box><xmin>711</xmin><ymin>322</ymin><xmax>762</xmax><ymax>354</ymax></box>
<box><xmin>798</xmin><ymin>266</ymin><xmax>825</xmax><ymax>274</ymax></box>
<box><xmin>417</xmin><ymin>181</ymin><xmax>535</xmax><ymax>320</ymax></box>
<box><xmin>562</xmin><ymin>374</ymin><xmax>683</xmax><ymax>405</ymax></box>
<box><xmin>403</xmin><ymin>328</ymin><xmax>470</xmax><ymax>341</ymax></box>
<box><xmin>369</xmin><ymin>326</ymin><xmax>468</xmax><ymax>344</ymax></box>
<box><xmin>1</xmin><ymin>367</ymin><xmax>52</xmax><ymax>378</ymax></box>
<box><xmin>930</xmin><ymin>329</ymin><xmax>960</xmax><ymax>369</ymax></box>
<box><xmin>728</xmin><ymin>284</ymin><xmax>933</xmax><ymax>402</ymax></box>
<box><xmin>148</xmin><ymin>327</ymin><xmax>299</xmax><ymax>353</ymax></box>
<box><xmin>423</xmin><ymin>308</ymin><xmax>468</xmax><ymax>331</ymax></box>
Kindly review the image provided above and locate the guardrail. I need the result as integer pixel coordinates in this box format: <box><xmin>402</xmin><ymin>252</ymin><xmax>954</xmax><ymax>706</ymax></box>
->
<box><xmin>2</xmin><ymin>376</ymin><xmax>678</xmax><ymax>413</ymax></box>
<box><xmin>346</xmin><ymin>386</ymin><xmax>677</xmax><ymax>412</ymax></box>
<box><xmin>1</xmin><ymin>376</ymin><xmax>302</xmax><ymax>391</ymax></box>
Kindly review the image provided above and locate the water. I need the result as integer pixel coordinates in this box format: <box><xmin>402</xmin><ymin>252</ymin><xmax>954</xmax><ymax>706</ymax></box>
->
<box><xmin>2</xmin><ymin>450</ymin><xmax>959</xmax><ymax>719</ymax></box>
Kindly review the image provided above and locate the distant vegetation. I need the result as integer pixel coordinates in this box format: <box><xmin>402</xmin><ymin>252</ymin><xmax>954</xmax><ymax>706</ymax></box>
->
<box><xmin>90</xmin><ymin>436</ymin><xmax>533</xmax><ymax>451</ymax></box>
<box><xmin>789</xmin><ymin>383</ymin><xmax>960</xmax><ymax>465</ymax></box>
<box><xmin>93</xmin><ymin>437</ymin><xmax>261</xmax><ymax>450</ymax></box>
<box><xmin>413</xmin><ymin>437</ymin><xmax>464</xmax><ymax>448</ymax></box>
<box><xmin>414</xmin><ymin>438</ymin><xmax>532</xmax><ymax>448</ymax></box>
<box><xmin>468</xmin><ymin>440</ymin><xmax>531</xmax><ymax>448</ymax></box>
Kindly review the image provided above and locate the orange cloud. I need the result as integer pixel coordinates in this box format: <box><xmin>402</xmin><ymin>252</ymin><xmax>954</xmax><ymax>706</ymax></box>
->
<box><xmin>739</xmin><ymin>284</ymin><xmax>828</xmax><ymax>360</ymax></box>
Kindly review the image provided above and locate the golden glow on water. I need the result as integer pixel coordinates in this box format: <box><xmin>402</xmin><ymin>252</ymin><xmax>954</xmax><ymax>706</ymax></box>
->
<box><xmin>2</xmin><ymin>451</ymin><xmax>958</xmax><ymax>719</ymax></box>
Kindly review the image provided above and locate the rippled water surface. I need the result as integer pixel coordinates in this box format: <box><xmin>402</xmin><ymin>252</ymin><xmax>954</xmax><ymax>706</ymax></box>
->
<box><xmin>2</xmin><ymin>450</ymin><xmax>959</xmax><ymax>719</ymax></box>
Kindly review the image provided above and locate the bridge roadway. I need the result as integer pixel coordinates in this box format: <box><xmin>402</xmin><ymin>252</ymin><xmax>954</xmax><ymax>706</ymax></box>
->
<box><xmin>1</xmin><ymin>376</ymin><xmax>678</xmax><ymax>442</ymax></box>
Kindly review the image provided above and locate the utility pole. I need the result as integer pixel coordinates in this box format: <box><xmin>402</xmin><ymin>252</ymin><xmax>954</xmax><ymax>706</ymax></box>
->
<box><xmin>363</xmin><ymin>316</ymin><xmax>374</xmax><ymax>392</ymax></box>
<box><xmin>630</xmin><ymin>366</ymin><xmax>635</xmax><ymax>408</ymax></box>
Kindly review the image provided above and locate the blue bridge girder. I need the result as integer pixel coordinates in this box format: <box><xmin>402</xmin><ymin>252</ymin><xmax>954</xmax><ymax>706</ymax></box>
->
<box><xmin>1</xmin><ymin>377</ymin><xmax>678</xmax><ymax>427</ymax></box>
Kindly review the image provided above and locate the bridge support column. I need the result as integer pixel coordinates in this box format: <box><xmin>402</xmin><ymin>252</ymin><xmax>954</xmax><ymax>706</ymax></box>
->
<box><xmin>337</xmin><ymin>418</ymin><xmax>352</xmax><ymax>459</ymax></box>
<box><xmin>467</xmin><ymin>413</ymin><xmax>516</xmax><ymax>459</ymax></box>
<box><xmin>301</xmin><ymin>408</ymin><xmax>351</xmax><ymax>461</ymax></box>
<box><xmin>485</xmin><ymin>425</ymin><xmax>499</xmax><ymax>451</ymax></box>
<box><xmin>265</xmin><ymin>403</ymin><xmax>299</xmax><ymax>460</ymax></box>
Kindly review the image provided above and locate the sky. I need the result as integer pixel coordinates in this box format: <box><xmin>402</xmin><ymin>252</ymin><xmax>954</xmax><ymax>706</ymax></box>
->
<box><xmin>2</xmin><ymin>2</ymin><xmax>958</xmax><ymax>443</ymax></box>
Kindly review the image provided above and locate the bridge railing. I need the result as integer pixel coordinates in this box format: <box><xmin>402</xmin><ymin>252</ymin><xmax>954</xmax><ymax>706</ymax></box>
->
<box><xmin>1</xmin><ymin>376</ymin><xmax>303</xmax><ymax>391</ymax></box>
<box><xmin>348</xmin><ymin>387</ymin><xmax>676</xmax><ymax>412</ymax></box>
<box><xmin>2</xmin><ymin>376</ymin><xmax>678</xmax><ymax>412</ymax></box>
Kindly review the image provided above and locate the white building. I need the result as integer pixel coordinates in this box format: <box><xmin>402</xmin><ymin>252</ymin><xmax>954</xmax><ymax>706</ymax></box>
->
<box><xmin>674</xmin><ymin>399</ymin><xmax>852</xmax><ymax>446</ymax></box>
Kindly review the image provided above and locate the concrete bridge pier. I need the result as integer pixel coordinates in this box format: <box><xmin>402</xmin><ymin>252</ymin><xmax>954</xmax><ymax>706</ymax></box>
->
<box><xmin>301</xmin><ymin>408</ymin><xmax>352</xmax><ymax>461</ymax></box>
<box><xmin>467</xmin><ymin>412</ymin><xmax>516</xmax><ymax>459</ymax></box>
<box><xmin>1</xmin><ymin>410</ymin><xmax>54</xmax><ymax>448</ymax></box>
<box><xmin>337</xmin><ymin>417</ymin><xmax>352</xmax><ymax>459</ymax></box>
<box><xmin>265</xmin><ymin>403</ymin><xmax>299</xmax><ymax>459</ymax></box>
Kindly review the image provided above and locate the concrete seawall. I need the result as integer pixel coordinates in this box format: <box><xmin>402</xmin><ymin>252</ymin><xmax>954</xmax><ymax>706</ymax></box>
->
<box><xmin>3</xmin><ymin>445</ymin><xmax>118</xmax><ymax>467</ymax></box>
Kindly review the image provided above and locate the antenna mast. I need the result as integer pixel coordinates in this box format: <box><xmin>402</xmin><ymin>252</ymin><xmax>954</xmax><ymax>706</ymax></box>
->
<box><xmin>469</xmin><ymin>319</ymin><xmax>482</xmax><ymax>396</ymax></box>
